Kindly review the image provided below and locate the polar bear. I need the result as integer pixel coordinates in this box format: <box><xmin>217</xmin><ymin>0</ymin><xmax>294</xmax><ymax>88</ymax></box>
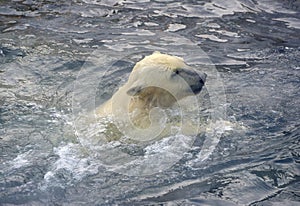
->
<box><xmin>96</xmin><ymin>52</ymin><xmax>206</xmax><ymax>140</ymax></box>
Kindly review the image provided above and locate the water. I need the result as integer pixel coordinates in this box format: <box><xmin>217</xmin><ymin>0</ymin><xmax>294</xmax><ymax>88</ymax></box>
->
<box><xmin>1</xmin><ymin>0</ymin><xmax>299</xmax><ymax>205</ymax></box>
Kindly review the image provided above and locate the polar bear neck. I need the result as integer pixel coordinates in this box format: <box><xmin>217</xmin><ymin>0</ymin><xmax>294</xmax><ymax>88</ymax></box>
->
<box><xmin>129</xmin><ymin>87</ymin><xmax>176</xmax><ymax>112</ymax></box>
<box><xmin>127</xmin><ymin>87</ymin><xmax>176</xmax><ymax>128</ymax></box>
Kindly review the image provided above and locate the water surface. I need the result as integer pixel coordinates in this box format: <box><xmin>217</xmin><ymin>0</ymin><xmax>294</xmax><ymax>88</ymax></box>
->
<box><xmin>0</xmin><ymin>0</ymin><xmax>299</xmax><ymax>205</ymax></box>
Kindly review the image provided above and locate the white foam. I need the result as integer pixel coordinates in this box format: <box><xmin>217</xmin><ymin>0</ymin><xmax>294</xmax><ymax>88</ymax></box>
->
<box><xmin>103</xmin><ymin>134</ymin><xmax>195</xmax><ymax>176</ymax></box>
<box><xmin>43</xmin><ymin>143</ymin><xmax>99</xmax><ymax>186</ymax></box>
<box><xmin>9</xmin><ymin>150</ymin><xmax>32</xmax><ymax>169</ymax></box>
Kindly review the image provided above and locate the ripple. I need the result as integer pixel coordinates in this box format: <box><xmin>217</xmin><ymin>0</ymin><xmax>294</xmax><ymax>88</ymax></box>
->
<box><xmin>165</xmin><ymin>23</ymin><xmax>186</xmax><ymax>32</ymax></box>
<box><xmin>196</xmin><ymin>34</ymin><xmax>228</xmax><ymax>43</ymax></box>
<box><xmin>3</xmin><ymin>24</ymin><xmax>31</xmax><ymax>32</ymax></box>
<box><xmin>256</xmin><ymin>0</ymin><xmax>298</xmax><ymax>14</ymax></box>
<box><xmin>122</xmin><ymin>29</ymin><xmax>156</xmax><ymax>36</ymax></box>
<box><xmin>0</xmin><ymin>6</ymin><xmax>40</xmax><ymax>17</ymax></box>
<box><xmin>0</xmin><ymin>0</ymin><xmax>299</xmax><ymax>205</ymax></box>
<box><xmin>273</xmin><ymin>17</ymin><xmax>300</xmax><ymax>29</ymax></box>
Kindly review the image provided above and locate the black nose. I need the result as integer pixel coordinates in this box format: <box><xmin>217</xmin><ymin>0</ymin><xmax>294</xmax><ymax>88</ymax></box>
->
<box><xmin>191</xmin><ymin>72</ymin><xmax>206</xmax><ymax>94</ymax></box>
<box><xmin>177</xmin><ymin>68</ymin><xmax>207</xmax><ymax>94</ymax></box>
<box><xmin>196</xmin><ymin>72</ymin><xmax>206</xmax><ymax>87</ymax></box>
<box><xmin>199</xmin><ymin>73</ymin><xmax>207</xmax><ymax>84</ymax></box>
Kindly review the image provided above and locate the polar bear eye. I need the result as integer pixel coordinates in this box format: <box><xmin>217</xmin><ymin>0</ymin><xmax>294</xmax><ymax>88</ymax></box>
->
<box><xmin>171</xmin><ymin>69</ymin><xmax>181</xmax><ymax>78</ymax></box>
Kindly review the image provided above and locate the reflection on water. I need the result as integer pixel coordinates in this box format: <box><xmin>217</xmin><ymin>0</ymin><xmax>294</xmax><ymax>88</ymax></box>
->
<box><xmin>1</xmin><ymin>0</ymin><xmax>300</xmax><ymax>205</ymax></box>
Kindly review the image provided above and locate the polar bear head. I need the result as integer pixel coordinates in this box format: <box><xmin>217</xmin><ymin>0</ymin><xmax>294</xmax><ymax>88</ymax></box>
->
<box><xmin>125</xmin><ymin>52</ymin><xmax>207</xmax><ymax>109</ymax></box>
<box><xmin>97</xmin><ymin>51</ymin><xmax>207</xmax><ymax>135</ymax></box>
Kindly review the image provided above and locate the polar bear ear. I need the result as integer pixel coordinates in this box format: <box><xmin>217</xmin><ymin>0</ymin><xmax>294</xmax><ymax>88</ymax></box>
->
<box><xmin>127</xmin><ymin>85</ymin><xmax>143</xmax><ymax>96</ymax></box>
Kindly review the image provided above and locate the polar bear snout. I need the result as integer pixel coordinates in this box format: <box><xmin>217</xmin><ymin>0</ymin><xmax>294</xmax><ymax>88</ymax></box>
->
<box><xmin>197</xmin><ymin>72</ymin><xmax>207</xmax><ymax>86</ymax></box>
<box><xmin>176</xmin><ymin>68</ymin><xmax>206</xmax><ymax>95</ymax></box>
<box><xmin>190</xmin><ymin>72</ymin><xmax>206</xmax><ymax>94</ymax></box>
